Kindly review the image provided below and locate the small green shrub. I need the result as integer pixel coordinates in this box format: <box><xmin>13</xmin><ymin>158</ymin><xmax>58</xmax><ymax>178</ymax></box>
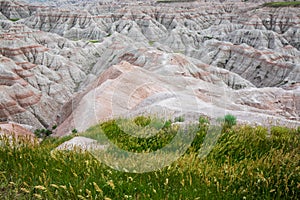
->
<box><xmin>199</xmin><ymin>116</ymin><xmax>209</xmax><ymax>126</ymax></box>
<box><xmin>34</xmin><ymin>129</ymin><xmax>52</xmax><ymax>138</ymax></box>
<box><xmin>89</xmin><ymin>40</ymin><xmax>99</xmax><ymax>43</ymax></box>
<box><xmin>9</xmin><ymin>18</ymin><xmax>20</xmax><ymax>22</ymax></box>
<box><xmin>203</xmin><ymin>35</ymin><xmax>213</xmax><ymax>40</ymax></box>
<box><xmin>224</xmin><ymin>114</ymin><xmax>237</xmax><ymax>128</ymax></box>
<box><xmin>163</xmin><ymin>119</ymin><xmax>172</xmax><ymax>129</ymax></box>
<box><xmin>52</xmin><ymin>124</ymin><xmax>57</xmax><ymax>130</ymax></box>
<box><xmin>148</xmin><ymin>41</ymin><xmax>155</xmax><ymax>46</ymax></box>
<box><xmin>174</xmin><ymin>116</ymin><xmax>185</xmax><ymax>122</ymax></box>
<box><xmin>72</xmin><ymin>129</ymin><xmax>78</xmax><ymax>134</ymax></box>
<box><xmin>198</xmin><ymin>116</ymin><xmax>210</xmax><ymax>132</ymax></box>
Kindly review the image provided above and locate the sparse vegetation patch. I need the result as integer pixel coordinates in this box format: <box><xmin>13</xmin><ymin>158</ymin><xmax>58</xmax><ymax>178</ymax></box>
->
<box><xmin>89</xmin><ymin>40</ymin><xmax>100</xmax><ymax>43</ymax></box>
<box><xmin>9</xmin><ymin>18</ymin><xmax>20</xmax><ymax>22</ymax></box>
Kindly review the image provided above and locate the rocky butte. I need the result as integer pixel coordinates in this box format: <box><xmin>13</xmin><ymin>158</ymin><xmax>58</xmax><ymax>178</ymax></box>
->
<box><xmin>0</xmin><ymin>0</ymin><xmax>299</xmax><ymax>136</ymax></box>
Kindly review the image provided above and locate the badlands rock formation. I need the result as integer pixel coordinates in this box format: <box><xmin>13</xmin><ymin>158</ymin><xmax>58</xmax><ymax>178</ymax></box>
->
<box><xmin>0</xmin><ymin>122</ymin><xmax>34</xmax><ymax>137</ymax></box>
<box><xmin>0</xmin><ymin>0</ymin><xmax>299</xmax><ymax>135</ymax></box>
<box><xmin>0</xmin><ymin>122</ymin><xmax>35</xmax><ymax>146</ymax></box>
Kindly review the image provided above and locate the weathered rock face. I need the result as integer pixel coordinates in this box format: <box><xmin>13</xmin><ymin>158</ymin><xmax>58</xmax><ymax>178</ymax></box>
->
<box><xmin>55</xmin><ymin>58</ymin><xmax>300</xmax><ymax>136</ymax></box>
<box><xmin>190</xmin><ymin>40</ymin><xmax>299</xmax><ymax>87</ymax></box>
<box><xmin>0</xmin><ymin>0</ymin><xmax>31</xmax><ymax>19</ymax></box>
<box><xmin>0</xmin><ymin>0</ymin><xmax>299</xmax><ymax>135</ymax></box>
<box><xmin>0</xmin><ymin>20</ymin><xmax>102</xmax><ymax>128</ymax></box>
<box><xmin>0</xmin><ymin>122</ymin><xmax>34</xmax><ymax>137</ymax></box>
<box><xmin>23</xmin><ymin>9</ymin><xmax>108</xmax><ymax>40</ymax></box>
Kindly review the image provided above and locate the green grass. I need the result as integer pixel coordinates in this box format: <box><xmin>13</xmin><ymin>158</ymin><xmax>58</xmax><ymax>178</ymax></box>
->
<box><xmin>262</xmin><ymin>1</ymin><xmax>300</xmax><ymax>7</ymax></box>
<box><xmin>0</xmin><ymin>117</ymin><xmax>299</xmax><ymax>199</ymax></box>
<box><xmin>88</xmin><ymin>118</ymin><xmax>177</xmax><ymax>153</ymax></box>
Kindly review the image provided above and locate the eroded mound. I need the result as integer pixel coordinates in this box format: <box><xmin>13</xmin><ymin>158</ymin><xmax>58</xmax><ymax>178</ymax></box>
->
<box><xmin>0</xmin><ymin>0</ymin><xmax>299</xmax><ymax>135</ymax></box>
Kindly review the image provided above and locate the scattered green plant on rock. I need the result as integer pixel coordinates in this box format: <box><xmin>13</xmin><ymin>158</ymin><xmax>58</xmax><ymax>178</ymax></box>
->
<box><xmin>52</xmin><ymin>124</ymin><xmax>57</xmax><ymax>130</ymax></box>
<box><xmin>148</xmin><ymin>41</ymin><xmax>155</xmax><ymax>46</ymax></box>
<box><xmin>174</xmin><ymin>116</ymin><xmax>185</xmax><ymax>122</ymax></box>
<box><xmin>9</xmin><ymin>18</ymin><xmax>20</xmax><ymax>22</ymax></box>
<box><xmin>34</xmin><ymin>128</ymin><xmax>52</xmax><ymax>138</ymax></box>
<box><xmin>72</xmin><ymin>128</ymin><xmax>78</xmax><ymax>134</ymax></box>
<box><xmin>89</xmin><ymin>40</ymin><xmax>100</xmax><ymax>43</ymax></box>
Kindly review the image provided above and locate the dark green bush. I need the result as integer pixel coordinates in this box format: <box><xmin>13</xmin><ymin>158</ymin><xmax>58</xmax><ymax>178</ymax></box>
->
<box><xmin>9</xmin><ymin>18</ymin><xmax>20</xmax><ymax>22</ymax></box>
<box><xmin>34</xmin><ymin>129</ymin><xmax>52</xmax><ymax>138</ymax></box>
<box><xmin>52</xmin><ymin>124</ymin><xmax>57</xmax><ymax>130</ymax></box>
<box><xmin>72</xmin><ymin>129</ymin><xmax>78</xmax><ymax>134</ymax></box>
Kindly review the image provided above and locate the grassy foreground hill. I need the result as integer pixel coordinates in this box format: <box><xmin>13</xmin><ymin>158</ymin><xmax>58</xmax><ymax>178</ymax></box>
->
<box><xmin>0</xmin><ymin>117</ymin><xmax>299</xmax><ymax>199</ymax></box>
